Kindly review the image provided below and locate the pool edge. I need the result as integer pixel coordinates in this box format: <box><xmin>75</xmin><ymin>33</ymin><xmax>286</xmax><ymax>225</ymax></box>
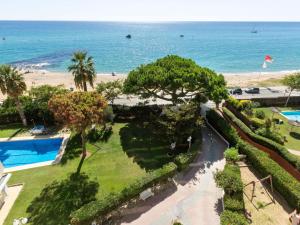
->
<box><xmin>3</xmin><ymin>133</ymin><xmax>70</xmax><ymax>173</ymax></box>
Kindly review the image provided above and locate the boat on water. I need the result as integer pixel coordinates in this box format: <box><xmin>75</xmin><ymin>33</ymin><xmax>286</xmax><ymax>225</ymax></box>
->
<box><xmin>180</xmin><ymin>34</ymin><xmax>184</xmax><ymax>37</ymax></box>
<box><xmin>126</xmin><ymin>34</ymin><xmax>132</xmax><ymax>39</ymax></box>
<box><xmin>251</xmin><ymin>27</ymin><xmax>258</xmax><ymax>33</ymax></box>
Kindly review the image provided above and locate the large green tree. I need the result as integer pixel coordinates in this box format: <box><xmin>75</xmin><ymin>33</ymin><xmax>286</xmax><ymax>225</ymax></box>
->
<box><xmin>155</xmin><ymin>103</ymin><xmax>202</xmax><ymax>145</ymax></box>
<box><xmin>68</xmin><ymin>51</ymin><xmax>96</xmax><ymax>92</ymax></box>
<box><xmin>48</xmin><ymin>92</ymin><xmax>107</xmax><ymax>173</ymax></box>
<box><xmin>0</xmin><ymin>65</ymin><xmax>28</xmax><ymax>126</ymax></box>
<box><xmin>208</xmin><ymin>73</ymin><xmax>228</xmax><ymax>109</ymax></box>
<box><xmin>282</xmin><ymin>73</ymin><xmax>300</xmax><ymax>106</ymax></box>
<box><xmin>123</xmin><ymin>55</ymin><xmax>223</xmax><ymax>105</ymax></box>
<box><xmin>96</xmin><ymin>80</ymin><xmax>123</xmax><ymax>105</ymax></box>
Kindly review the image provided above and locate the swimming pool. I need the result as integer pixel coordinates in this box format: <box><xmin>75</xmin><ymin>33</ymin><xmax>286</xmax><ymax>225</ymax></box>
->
<box><xmin>281</xmin><ymin>111</ymin><xmax>300</xmax><ymax>122</ymax></box>
<box><xmin>0</xmin><ymin>138</ymin><xmax>63</xmax><ymax>168</ymax></box>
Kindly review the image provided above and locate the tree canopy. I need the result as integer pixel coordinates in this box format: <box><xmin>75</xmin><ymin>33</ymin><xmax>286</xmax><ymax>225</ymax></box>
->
<box><xmin>29</xmin><ymin>85</ymin><xmax>68</xmax><ymax>104</ymax></box>
<box><xmin>68</xmin><ymin>51</ymin><xmax>96</xmax><ymax>92</ymax></box>
<box><xmin>282</xmin><ymin>73</ymin><xmax>300</xmax><ymax>106</ymax></box>
<box><xmin>48</xmin><ymin>92</ymin><xmax>107</xmax><ymax>133</ymax></box>
<box><xmin>208</xmin><ymin>73</ymin><xmax>228</xmax><ymax>108</ymax></box>
<box><xmin>123</xmin><ymin>55</ymin><xmax>225</xmax><ymax>105</ymax></box>
<box><xmin>0</xmin><ymin>65</ymin><xmax>28</xmax><ymax>126</ymax></box>
<box><xmin>155</xmin><ymin>103</ymin><xmax>202</xmax><ymax>145</ymax></box>
<box><xmin>96</xmin><ymin>80</ymin><xmax>123</xmax><ymax>104</ymax></box>
<box><xmin>48</xmin><ymin>92</ymin><xmax>107</xmax><ymax>173</ymax></box>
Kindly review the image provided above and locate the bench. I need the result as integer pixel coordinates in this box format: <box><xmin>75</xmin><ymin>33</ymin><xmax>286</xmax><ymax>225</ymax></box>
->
<box><xmin>139</xmin><ymin>188</ymin><xmax>154</xmax><ymax>201</ymax></box>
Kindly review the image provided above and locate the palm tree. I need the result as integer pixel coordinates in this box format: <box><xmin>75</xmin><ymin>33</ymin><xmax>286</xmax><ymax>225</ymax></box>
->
<box><xmin>282</xmin><ymin>73</ymin><xmax>300</xmax><ymax>106</ymax></box>
<box><xmin>68</xmin><ymin>51</ymin><xmax>96</xmax><ymax>92</ymax></box>
<box><xmin>0</xmin><ymin>65</ymin><xmax>28</xmax><ymax>126</ymax></box>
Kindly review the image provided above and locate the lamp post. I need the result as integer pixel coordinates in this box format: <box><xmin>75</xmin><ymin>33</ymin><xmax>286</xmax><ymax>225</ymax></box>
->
<box><xmin>187</xmin><ymin>136</ymin><xmax>192</xmax><ymax>151</ymax></box>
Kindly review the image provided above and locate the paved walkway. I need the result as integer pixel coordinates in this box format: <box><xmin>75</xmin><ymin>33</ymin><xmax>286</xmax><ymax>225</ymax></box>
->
<box><xmin>289</xmin><ymin>149</ymin><xmax>300</xmax><ymax>156</ymax></box>
<box><xmin>0</xmin><ymin>185</ymin><xmax>23</xmax><ymax>225</ymax></box>
<box><xmin>120</xmin><ymin>127</ymin><xmax>227</xmax><ymax>225</ymax></box>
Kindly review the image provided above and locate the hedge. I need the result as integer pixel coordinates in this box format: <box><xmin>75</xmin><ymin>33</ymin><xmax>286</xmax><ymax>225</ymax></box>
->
<box><xmin>221</xmin><ymin>210</ymin><xmax>249</xmax><ymax>225</ymax></box>
<box><xmin>207</xmin><ymin>109</ymin><xmax>300</xmax><ymax>210</ymax></box>
<box><xmin>220</xmin><ymin>164</ymin><xmax>247</xmax><ymax>224</ymax></box>
<box><xmin>70</xmin><ymin>162</ymin><xmax>177</xmax><ymax>225</ymax></box>
<box><xmin>111</xmin><ymin>104</ymin><xmax>167</xmax><ymax>122</ymax></box>
<box><xmin>206</xmin><ymin>110</ymin><xmax>239</xmax><ymax>146</ymax></box>
<box><xmin>223</xmin><ymin>107</ymin><xmax>300</xmax><ymax>171</ymax></box>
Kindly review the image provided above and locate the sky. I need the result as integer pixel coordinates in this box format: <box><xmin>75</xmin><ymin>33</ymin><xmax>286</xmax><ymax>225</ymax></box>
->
<box><xmin>1</xmin><ymin>0</ymin><xmax>300</xmax><ymax>21</ymax></box>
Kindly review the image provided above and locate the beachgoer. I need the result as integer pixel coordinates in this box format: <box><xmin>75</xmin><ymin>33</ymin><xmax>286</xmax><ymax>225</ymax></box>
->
<box><xmin>290</xmin><ymin>209</ymin><xmax>300</xmax><ymax>225</ymax></box>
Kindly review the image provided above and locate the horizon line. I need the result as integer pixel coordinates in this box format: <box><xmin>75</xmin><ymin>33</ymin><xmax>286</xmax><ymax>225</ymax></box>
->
<box><xmin>1</xmin><ymin>19</ymin><xmax>300</xmax><ymax>23</ymax></box>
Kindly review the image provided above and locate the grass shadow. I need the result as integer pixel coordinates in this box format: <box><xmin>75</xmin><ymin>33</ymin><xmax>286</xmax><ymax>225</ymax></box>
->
<box><xmin>60</xmin><ymin>133</ymin><xmax>82</xmax><ymax>165</ymax></box>
<box><xmin>119</xmin><ymin>121</ymin><xmax>173</xmax><ymax>171</ymax></box>
<box><xmin>290</xmin><ymin>132</ymin><xmax>300</xmax><ymax>140</ymax></box>
<box><xmin>26</xmin><ymin>173</ymin><xmax>99</xmax><ymax>225</ymax></box>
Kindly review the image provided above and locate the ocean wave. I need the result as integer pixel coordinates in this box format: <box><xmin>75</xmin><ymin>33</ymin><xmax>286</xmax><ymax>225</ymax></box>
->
<box><xmin>10</xmin><ymin>51</ymin><xmax>72</xmax><ymax>71</ymax></box>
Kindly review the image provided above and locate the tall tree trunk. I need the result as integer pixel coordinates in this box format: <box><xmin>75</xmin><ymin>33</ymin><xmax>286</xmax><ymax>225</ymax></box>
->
<box><xmin>15</xmin><ymin>97</ymin><xmax>27</xmax><ymax>126</ymax></box>
<box><xmin>77</xmin><ymin>129</ymin><xmax>87</xmax><ymax>174</ymax></box>
<box><xmin>83</xmin><ymin>81</ymin><xmax>88</xmax><ymax>92</ymax></box>
<box><xmin>285</xmin><ymin>89</ymin><xmax>293</xmax><ymax>107</ymax></box>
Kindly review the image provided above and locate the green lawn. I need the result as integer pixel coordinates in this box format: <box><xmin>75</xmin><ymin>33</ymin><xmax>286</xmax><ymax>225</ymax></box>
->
<box><xmin>4</xmin><ymin>122</ymin><xmax>172</xmax><ymax>225</ymax></box>
<box><xmin>253</xmin><ymin>107</ymin><xmax>300</xmax><ymax>150</ymax></box>
<box><xmin>0</xmin><ymin>123</ymin><xmax>29</xmax><ymax>138</ymax></box>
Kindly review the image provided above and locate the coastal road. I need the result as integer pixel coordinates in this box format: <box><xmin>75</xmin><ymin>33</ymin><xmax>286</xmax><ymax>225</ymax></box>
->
<box><xmin>231</xmin><ymin>86</ymin><xmax>300</xmax><ymax>100</ymax></box>
<box><xmin>120</xmin><ymin>126</ymin><xmax>227</xmax><ymax>225</ymax></box>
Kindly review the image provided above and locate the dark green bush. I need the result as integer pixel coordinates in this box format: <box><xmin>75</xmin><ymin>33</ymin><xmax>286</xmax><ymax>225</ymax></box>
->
<box><xmin>255</xmin><ymin>128</ymin><xmax>284</xmax><ymax>145</ymax></box>
<box><xmin>224</xmin><ymin>194</ymin><xmax>244</xmax><ymax>212</ymax></box>
<box><xmin>221</xmin><ymin>210</ymin><xmax>249</xmax><ymax>225</ymax></box>
<box><xmin>215</xmin><ymin>164</ymin><xmax>243</xmax><ymax>195</ymax></box>
<box><xmin>206</xmin><ymin>110</ymin><xmax>239</xmax><ymax>146</ymax></box>
<box><xmin>255</xmin><ymin>110</ymin><xmax>266</xmax><ymax>119</ymax></box>
<box><xmin>223</xmin><ymin>107</ymin><xmax>300</xmax><ymax>171</ymax></box>
<box><xmin>70</xmin><ymin>162</ymin><xmax>177</xmax><ymax>225</ymax></box>
<box><xmin>174</xmin><ymin>138</ymin><xmax>201</xmax><ymax>171</ymax></box>
<box><xmin>0</xmin><ymin>96</ymin><xmax>56</xmax><ymax>125</ymax></box>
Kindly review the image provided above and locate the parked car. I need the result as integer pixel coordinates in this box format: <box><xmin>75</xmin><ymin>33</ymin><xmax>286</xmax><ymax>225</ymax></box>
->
<box><xmin>230</xmin><ymin>88</ymin><xmax>243</xmax><ymax>95</ymax></box>
<box><xmin>245</xmin><ymin>87</ymin><xmax>260</xmax><ymax>94</ymax></box>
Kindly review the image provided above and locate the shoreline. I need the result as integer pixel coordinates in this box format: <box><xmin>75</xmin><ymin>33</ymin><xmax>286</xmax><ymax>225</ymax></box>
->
<box><xmin>0</xmin><ymin>70</ymin><xmax>292</xmax><ymax>101</ymax></box>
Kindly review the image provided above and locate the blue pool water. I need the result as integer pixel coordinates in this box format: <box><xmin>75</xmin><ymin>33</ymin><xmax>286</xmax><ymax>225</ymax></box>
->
<box><xmin>1</xmin><ymin>21</ymin><xmax>300</xmax><ymax>73</ymax></box>
<box><xmin>0</xmin><ymin>138</ymin><xmax>63</xmax><ymax>168</ymax></box>
<box><xmin>281</xmin><ymin>111</ymin><xmax>300</xmax><ymax>122</ymax></box>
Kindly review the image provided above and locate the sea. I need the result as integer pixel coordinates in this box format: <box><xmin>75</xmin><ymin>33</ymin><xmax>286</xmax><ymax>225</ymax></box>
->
<box><xmin>1</xmin><ymin>21</ymin><xmax>300</xmax><ymax>74</ymax></box>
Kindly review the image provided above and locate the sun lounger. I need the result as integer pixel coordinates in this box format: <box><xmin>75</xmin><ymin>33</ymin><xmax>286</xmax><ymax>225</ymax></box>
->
<box><xmin>30</xmin><ymin>125</ymin><xmax>47</xmax><ymax>135</ymax></box>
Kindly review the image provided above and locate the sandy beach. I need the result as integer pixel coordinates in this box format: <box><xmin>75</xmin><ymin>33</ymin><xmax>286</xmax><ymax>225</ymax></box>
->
<box><xmin>0</xmin><ymin>70</ymin><xmax>292</xmax><ymax>101</ymax></box>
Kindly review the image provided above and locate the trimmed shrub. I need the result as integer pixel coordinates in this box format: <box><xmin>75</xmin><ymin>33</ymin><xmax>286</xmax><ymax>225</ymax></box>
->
<box><xmin>215</xmin><ymin>164</ymin><xmax>243</xmax><ymax>195</ymax></box>
<box><xmin>174</xmin><ymin>138</ymin><xmax>201</xmax><ymax>171</ymax></box>
<box><xmin>249</xmin><ymin>117</ymin><xmax>265</xmax><ymax>129</ymax></box>
<box><xmin>224</xmin><ymin>147</ymin><xmax>239</xmax><ymax>163</ymax></box>
<box><xmin>255</xmin><ymin>128</ymin><xmax>284</xmax><ymax>145</ymax></box>
<box><xmin>224</xmin><ymin>194</ymin><xmax>244</xmax><ymax>212</ymax></box>
<box><xmin>255</xmin><ymin>110</ymin><xmax>266</xmax><ymax>119</ymax></box>
<box><xmin>223</xmin><ymin>107</ymin><xmax>300</xmax><ymax>171</ymax></box>
<box><xmin>221</xmin><ymin>210</ymin><xmax>249</xmax><ymax>225</ymax></box>
<box><xmin>70</xmin><ymin>162</ymin><xmax>177</xmax><ymax>225</ymax></box>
